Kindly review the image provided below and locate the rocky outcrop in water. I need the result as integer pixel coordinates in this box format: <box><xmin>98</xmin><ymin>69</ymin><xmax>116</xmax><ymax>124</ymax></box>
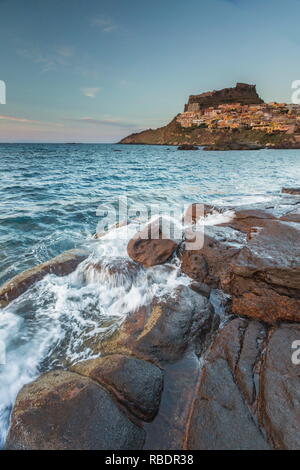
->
<box><xmin>127</xmin><ymin>217</ymin><xmax>179</xmax><ymax>267</ymax></box>
<box><xmin>119</xmin><ymin>82</ymin><xmax>300</xmax><ymax>148</ymax></box>
<box><xmin>4</xmin><ymin>191</ymin><xmax>300</xmax><ymax>450</ymax></box>
<box><xmin>6</xmin><ymin>370</ymin><xmax>145</xmax><ymax>450</ymax></box>
<box><xmin>71</xmin><ymin>354</ymin><xmax>163</xmax><ymax>422</ymax></box>
<box><xmin>177</xmin><ymin>144</ymin><xmax>199</xmax><ymax>150</ymax></box>
<box><xmin>203</xmin><ymin>141</ymin><xmax>264</xmax><ymax>151</ymax></box>
<box><xmin>179</xmin><ymin>199</ymin><xmax>300</xmax><ymax>324</ymax></box>
<box><xmin>0</xmin><ymin>249</ymin><xmax>88</xmax><ymax>308</ymax></box>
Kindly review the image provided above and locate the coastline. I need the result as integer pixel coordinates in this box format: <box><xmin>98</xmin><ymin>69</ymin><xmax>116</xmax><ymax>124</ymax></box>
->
<box><xmin>2</xmin><ymin>188</ymin><xmax>300</xmax><ymax>450</ymax></box>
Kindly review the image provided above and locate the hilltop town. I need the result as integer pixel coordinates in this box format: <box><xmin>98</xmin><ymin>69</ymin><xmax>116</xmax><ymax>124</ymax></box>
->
<box><xmin>120</xmin><ymin>83</ymin><xmax>300</xmax><ymax>149</ymax></box>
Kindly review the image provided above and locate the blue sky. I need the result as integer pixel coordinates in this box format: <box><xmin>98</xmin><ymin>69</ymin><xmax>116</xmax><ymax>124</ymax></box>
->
<box><xmin>1</xmin><ymin>0</ymin><xmax>300</xmax><ymax>142</ymax></box>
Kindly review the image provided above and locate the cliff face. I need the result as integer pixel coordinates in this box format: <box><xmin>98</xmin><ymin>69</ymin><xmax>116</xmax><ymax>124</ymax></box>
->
<box><xmin>119</xmin><ymin>83</ymin><xmax>300</xmax><ymax>148</ymax></box>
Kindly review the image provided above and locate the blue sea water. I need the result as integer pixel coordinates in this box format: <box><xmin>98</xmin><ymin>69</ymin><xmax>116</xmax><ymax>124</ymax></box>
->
<box><xmin>0</xmin><ymin>143</ymin><xmax>299</xmax><ymax>446</ymax></box>
<box><xmin>1</xmin><ymin>143</ymin><xmax>299</xmax><ymax>285</ymax></box>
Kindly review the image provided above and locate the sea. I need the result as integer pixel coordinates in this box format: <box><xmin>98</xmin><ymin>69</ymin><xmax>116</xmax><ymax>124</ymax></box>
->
<box><xmin>0</xmin><ymin>143</ymin><xmax>299</xmax><ymax>446</ymax></box>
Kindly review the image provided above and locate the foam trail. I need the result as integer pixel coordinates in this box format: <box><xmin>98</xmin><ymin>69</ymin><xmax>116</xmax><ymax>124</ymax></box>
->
<box><xmin>0</xmin><ymin>221</ymin><xmax>190</xmax><ymax>446</ymax></box>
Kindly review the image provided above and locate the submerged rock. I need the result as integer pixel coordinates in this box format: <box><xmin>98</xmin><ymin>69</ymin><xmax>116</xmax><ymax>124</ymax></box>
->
<box><xmin>6</xmin><ymin>370</ymin><xmax>145</xmax><ymax>450</ymax></box>
<box><xmin>72</xmin><ymin>354</ymin><xmax>163</xmax><ymax>422</ymax></box>
<box><xmin>177</xmin><ymin>144</ymin><xmax>199</xmax><ymax>151</ymax></box>
<box><xmin>0</xmin><ymin>249</ymin><xmax>88</xmax><ymax>308</ymax></box>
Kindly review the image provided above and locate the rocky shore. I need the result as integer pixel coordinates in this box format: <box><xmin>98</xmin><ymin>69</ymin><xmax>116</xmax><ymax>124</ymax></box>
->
<box><xmin>2</xmin><ymin>188</ymin><xmax>300</xmax><ymax>450</ymax></box>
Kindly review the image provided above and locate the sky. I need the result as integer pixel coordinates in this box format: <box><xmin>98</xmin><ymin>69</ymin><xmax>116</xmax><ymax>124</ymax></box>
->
<box><xmin>1</xmin><ymin>0</ymin><xmax>300</xmax><ymax>142</ymax></box>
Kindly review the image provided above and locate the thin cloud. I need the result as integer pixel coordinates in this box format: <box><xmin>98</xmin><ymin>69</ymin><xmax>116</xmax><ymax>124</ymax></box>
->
<box><xmin>91</xmin><ymin>16</ymin><xmax>118</xmax><ymax>33</ymax></box>
<box><xmin>18</xmin><ymin>45</ymin><xmax>73</xmax><ymax>73</ymax></box>
<box><xmin>81</xmin><ymin>87</ymin><xmax>101</xmax><ymax>98</ymax></box>
<box><xmin>65</xmin><ymin>116</ymin><xmax>138</xmax><ymax>129</ymax></box>
<box><xmin>0</xmin><ymin>115</ymin><xmax>63</xmax><ymax>126</ymax></box>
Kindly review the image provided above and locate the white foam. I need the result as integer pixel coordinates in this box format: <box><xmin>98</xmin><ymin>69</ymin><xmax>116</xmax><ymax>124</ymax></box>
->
<box><xmin>0</xmin><ymin>219</ymin><xmax>190</xmax><ymax>446</ymax></box>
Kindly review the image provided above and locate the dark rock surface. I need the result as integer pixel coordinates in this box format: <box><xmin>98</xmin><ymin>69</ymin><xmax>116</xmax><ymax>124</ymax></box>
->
<box><xmin>188</xmin><ymin>319</ymin><xmax>270</xmax><ymax>450</ymax></box>
<box><xmin>6</xmin><ymin>370</ymin><xmax>145</xmax><ymax>450</ymax></box>
<box><xmin>204</xmin><ymin>141</ymin><xmax>264</xmax><ymax>151</ymax></box>
<box><xmin>282</xmin><ymin>187</ymin><xmax>300</xmax><ymax>195</ymax></box>
<box><xmin>258</xmin><ymin>324</ymin><xmax>300</xmax><ymax>449</ymax></box>
<box><xmin>99</xmin><ymin>285</ymin><xmax>216</xmax><ymax>364</ymax></box>
<box><xmin>72</xmin><ymin>354</ymin><xmax>163</xmax><ymax>422</ymax></box>
<box><xmin>177</xmin><ymin>144</ymin><xmax>199</xmax><ymax>150</ymax></box>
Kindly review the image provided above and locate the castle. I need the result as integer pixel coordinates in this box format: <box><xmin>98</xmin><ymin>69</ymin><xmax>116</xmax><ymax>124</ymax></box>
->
<box><xmin>184</xmin><ymin>83</ymin><xmax>263</xmax><ymax>112</ymax></box>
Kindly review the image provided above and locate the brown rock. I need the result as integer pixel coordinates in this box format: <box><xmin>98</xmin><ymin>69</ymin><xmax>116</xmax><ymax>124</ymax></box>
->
<box><xmin>99</xmin><ymin>285</ymin><xmax>216</xmax><ymax>364</ymax></box>
<box><xmin>187</xmin><ymin>318</ymin><xmax>270</xmax><ymax>450</ymax></box>
<box><xmin>127</xmin><ymin>218</ymin><xmax>179</xmax><ymax>267</ymax></box>
<box><xmin>5</xmin><ymin>370</ymin><xmax>145</xmax><ymax>450</ymax></box>
<box><xmin>282</xmin><ymin>187</ymin><xmax>300</xmax><ymax>195</ymax></box>
<box><xmin>183</xmin><ymin>203</ymin><xmax>218</xmax><ymax>224</ymax></box>
<box><xmin>221</xmin><ymin>208</ymin><xmax>276</xmax><ymax>233</ymax></box>
<box><xmin>72</xmin><ymin>354</ymin><xmax>163</xmax><ymax>422</ymax></box>
<box><xmin>179</xmin><ymin>225</ymin><xmax>246</xmax><ymax>287</ymax></box>
<box><xmin>258</xmin><ymin>324</ymin><xmax>300</xmax><ymax>449</ymax></box>
<box><xmin>0</xmin><ymin>249</ymin><xmax>88</xmax><ymax>308</ymax></box>
<box><xmin>229</xmin><ymin>220</ymin><xmax>300</xmax><ymax>323</ymax></box>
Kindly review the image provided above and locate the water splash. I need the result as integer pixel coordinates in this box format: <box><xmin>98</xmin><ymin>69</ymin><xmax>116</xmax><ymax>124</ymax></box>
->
<box><xmin>0</xmin><ymin>222</ymin><xmax>190</xmax><ymax>446</ymax></box>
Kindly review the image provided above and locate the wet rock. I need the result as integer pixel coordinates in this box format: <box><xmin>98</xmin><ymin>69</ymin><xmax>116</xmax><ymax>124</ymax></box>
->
<box><xmin>179</xmin><ymin>225</ymin><xmax>246</xmax><ymax>287</ymax></box>
<box><xmin>83</xmin><ymin>258</ymin><xmax>140</xmax><ymax>287</ymax></box>
<box><xmin>177</xmin><ymin>144</ymin><xmax>199</xmax><ymax>150</ymax></box>
<box><xmin>127</xmin><ymin>217</ymin><xmax>179</xmax><ymax>267</ymax></box>
<box><xmin>258</xmin><ymin>324</ymin><xmax>300</xmax><ymax>449</ymax></box>
<box><xmin>282</xmin><ymin>187</ymin><xmax>300</xmax><ymax>195</ymax></box>
<box><xmin>99</xmin><ymin>285</ymin><xmax>216</xmax><ymax>364</ymax></box>
<box><xmin>179</xmin><ymin>251</ymin><xmax>208</xmax><ymax>282</ymax></box>
<box><xmin>189</xmin><ymin>281</ymin><xmax>211</xmax><ymax>297</ymax></box>
<box><xmin>6</xmin><ymin>370</ymin><xmax>145</xmax><ymax>450</ymax></box>
<box><xmin>0</xmin><ymin>249</ymin><xmax>88</xmax><ymax>308</ymax></box>
<box><xmin>221</xmin><ymin>208</ymin><xmax>276</xmax><ymax>233</ymax></box>
<box><xmin>280</xmin><ymin>205</ymin><xmax>300</xmax><ymax>223</ymax></box>
<box><xmin>183</xmin><ymin>203</ymin><xmax>218</xmax><ymax>224</ymax></box>
<box><xmin>72</xmin><ymin>354</ymin><xmax>163</xmax><ymax>422</ymax></box>
<box><xmin>187</xmin><ymin>318</ymin><xmax>270</xmax><ymax>450</ymax></box>
<box><xmin>230</xmin><ymin>220</ymin><xmax>300</xmax><ymax>323</ymax></box>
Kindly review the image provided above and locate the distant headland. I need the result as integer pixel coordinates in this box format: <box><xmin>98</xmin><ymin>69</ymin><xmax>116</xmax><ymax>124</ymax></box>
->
<box><xmin>119</xmin><ymin>83</ymin><xmax>300</xmax><ymax>149</ymax></box>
